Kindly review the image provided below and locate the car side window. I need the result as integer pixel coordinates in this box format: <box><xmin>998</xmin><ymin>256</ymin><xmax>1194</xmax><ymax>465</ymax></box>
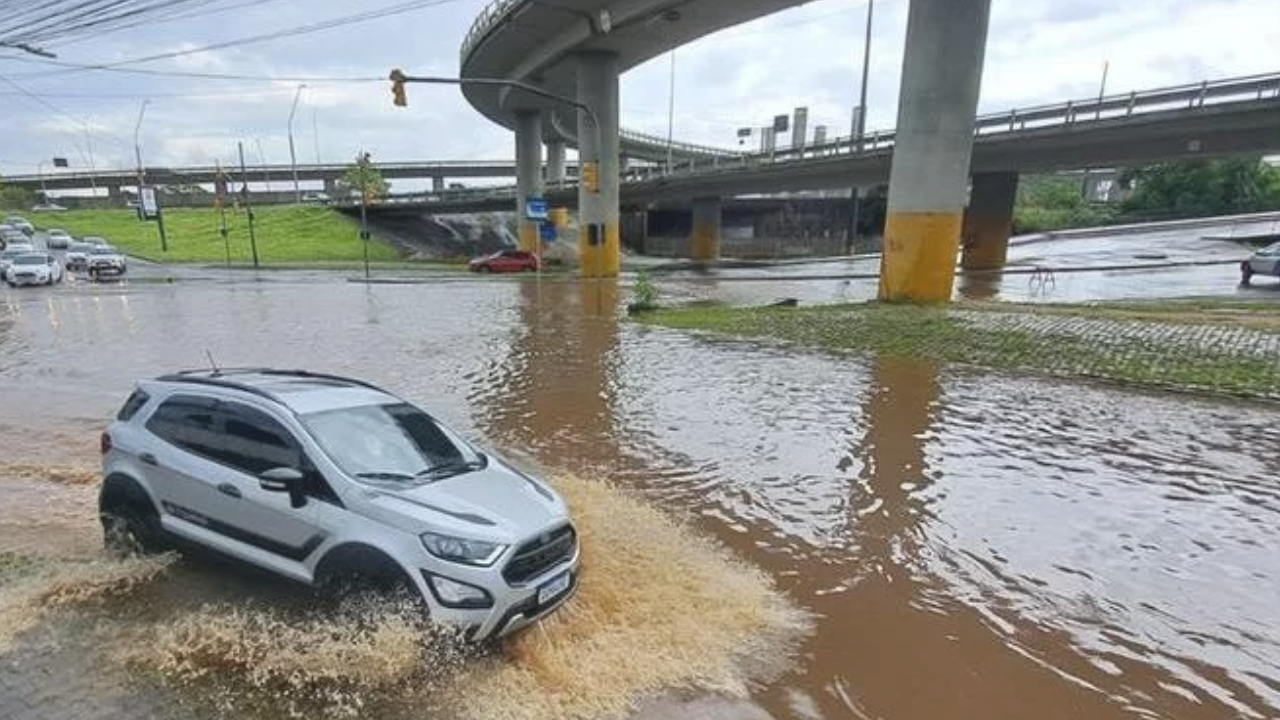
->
<box><xmin>218</xmin><ymin>402</ymin><xmax>342</xmax><ymax>505</ymax></box>
<box><xmin>146</xmin><ymin>395</ymin><xmax>221</xmax><ymax>458</ymax></box>
<box><xmin>215</xmin><ymin>402</ymin><xmax>302</xmax><ymax>476</ymax></box>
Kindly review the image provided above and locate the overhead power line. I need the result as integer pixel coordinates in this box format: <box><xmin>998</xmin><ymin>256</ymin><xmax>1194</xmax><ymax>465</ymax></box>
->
<box><xmin>4</xmin><ymin>0</ymin><xmax>468</xmax><ymax>80</ymax></box>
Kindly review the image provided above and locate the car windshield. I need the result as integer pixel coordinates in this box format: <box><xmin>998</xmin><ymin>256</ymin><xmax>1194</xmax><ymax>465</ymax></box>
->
<box><xmin>49</xmin><ymin>230</ymin><xmax>69</xmax><ymax>236</ymax></box>
<box><xmin>14</xmin><ymin>254</ymin><xmax>46</xmax><ymax>266</ymax></box>
<box><xmin>1259</xmin><ymin>242</ymin><xmax>1280</xmax><ymax>256</ymax></box>
<box><xmin>300</xmin><ymin>402</ymin><xmax>481</xmax><ymax>483</ymax></box>
<box><xmin>90</xmin><ymin>246</ymin><xmax>117</xmax><ymax>255</ymax></box>
<box><xmin>68</xmin><ymin>244</ymin><xmax>92</xmax><ymax>252</ymax></box>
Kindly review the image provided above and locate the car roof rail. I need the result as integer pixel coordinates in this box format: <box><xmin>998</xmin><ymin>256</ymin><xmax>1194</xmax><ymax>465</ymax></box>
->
<box><xmin>163</xmin><ymin>367</ymin><xmax>387</xmax><ymax>393</ymax></box>
<box><xmin>154</xmin><ymin>373</ymin><xmax>279</xmax><ymax>402</ymax></box>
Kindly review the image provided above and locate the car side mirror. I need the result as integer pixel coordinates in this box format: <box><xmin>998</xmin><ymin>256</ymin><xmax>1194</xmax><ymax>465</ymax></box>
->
<box><xmin>259</xmin><ymin>467</ymin><xmax>307</xmax><ymax>508</ymax></box>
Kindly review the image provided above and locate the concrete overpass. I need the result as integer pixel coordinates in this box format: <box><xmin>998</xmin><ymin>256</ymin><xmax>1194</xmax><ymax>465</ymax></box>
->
<box><xmin>460</xmin><ymin>0</ymin><xmax>815</xmax><ymax>272</ymax></box>
<box><xmin>370</xmin><ymin>73</ymin><xmax>1280</xmax><ymax>209</ymax></box>
<box><xmin>459</xmin><ymin>0</ymin><xmax>1280</xmax><ymax>300</ymax></box>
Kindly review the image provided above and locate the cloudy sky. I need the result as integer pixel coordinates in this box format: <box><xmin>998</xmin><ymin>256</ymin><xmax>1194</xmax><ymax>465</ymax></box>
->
<box><xmin>0</xmin><ymin>0</ymin><xmax>1277</xmax><ymax>181</ymax></box>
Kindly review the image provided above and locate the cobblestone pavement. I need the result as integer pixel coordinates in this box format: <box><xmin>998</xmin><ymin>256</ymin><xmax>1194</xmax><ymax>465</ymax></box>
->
<box><xmin>952</xmin><ymin>309</ymin><xmax>1280</xmax><ymax>398</ymax></box>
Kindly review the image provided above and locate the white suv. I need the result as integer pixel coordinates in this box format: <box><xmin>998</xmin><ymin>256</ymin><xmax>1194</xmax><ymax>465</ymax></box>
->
<box><xmin>99</xmin><ymin>369</ymin><xmax>579</xmax><ymax>640</ymax></box>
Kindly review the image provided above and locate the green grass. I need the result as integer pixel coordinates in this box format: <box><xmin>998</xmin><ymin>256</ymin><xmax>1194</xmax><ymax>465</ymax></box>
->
<box><xmin>33</xmin><ymin>207</ymin><xmax>401</xmax><ymax>265</ymax></box>
<box><xmin>640</xmin><ymin>302</ymin><xmax>1280</xmax><ymax>399</ymax></box>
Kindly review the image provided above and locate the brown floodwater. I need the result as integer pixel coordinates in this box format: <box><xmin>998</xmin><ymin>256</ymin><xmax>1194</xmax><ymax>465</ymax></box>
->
<box><xmin>1</xmin><ymin>274</ymin><xmax>1278</xmax><ymax>719</ymax></box>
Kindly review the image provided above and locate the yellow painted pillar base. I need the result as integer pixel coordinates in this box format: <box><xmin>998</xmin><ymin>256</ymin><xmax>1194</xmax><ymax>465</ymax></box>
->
<box><xmin>550</xmin><ymin>207</ymin><xmax>570</xmax><ymax>232</ymax></box>
<box><xmin>960</xmin><ymin>212</ymin><xmax>1010</xmax><ymax>270</ymax></box>
<box><xmin>518</xmin><ymin>222</ymin><xmax>539</xmax><ymax>254</ymax></box>
<box><xmin>690</xmin><ymin>222</ymin><xmax>720</xmax><ymax>262</ymax></box>
<box><xmin>877</xmin><ymin>211</ymin><xmax>962</xmax><ymax>302</ymax></box>
<box><xmin>579</xmin><ymin>222</ymin><xmax>620</xmax><ymax>278</ymax></box>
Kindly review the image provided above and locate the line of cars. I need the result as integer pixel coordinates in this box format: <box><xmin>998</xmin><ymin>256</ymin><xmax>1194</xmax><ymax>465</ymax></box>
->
<box><xmin>2</xmin><ymin>215</ymin><xmax>128</xmax><ymax>287</ymax></box>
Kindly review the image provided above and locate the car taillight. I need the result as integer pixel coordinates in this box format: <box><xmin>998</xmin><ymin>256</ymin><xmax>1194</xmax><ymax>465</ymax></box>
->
<box><xmin>100</xmin><ymin>432</ymin><xmax>113</xmax><ymax>455</ymax></box>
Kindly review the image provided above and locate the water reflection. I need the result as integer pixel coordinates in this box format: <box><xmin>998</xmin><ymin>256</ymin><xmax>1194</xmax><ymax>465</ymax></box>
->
<box><xmin>471</xmin><ymin>279</ymin><xmax>622</xmax><ymax>469</ymax></box>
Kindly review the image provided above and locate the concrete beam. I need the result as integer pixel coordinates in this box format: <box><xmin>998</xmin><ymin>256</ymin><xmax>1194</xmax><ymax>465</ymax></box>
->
<box><xmin>961</xmin><ymin>172</ymin><xmax>1018</xmax><ymax>270</ymax></box>
<box><xmin>576</xmin><ymin>51</ymin><xmax>621</xmax><ymax>278</ymax></box>
<box><xmin>515</xmin><ymin>110</ymin><xmax>545</xmax><ymax>253</ymax></box>
<box><xmin>878</xmin><ymin>0</ymin><xmax>992</xmax><ymax>302</ymax></box>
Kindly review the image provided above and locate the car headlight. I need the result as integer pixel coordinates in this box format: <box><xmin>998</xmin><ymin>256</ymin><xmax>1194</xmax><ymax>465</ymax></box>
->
<box><xmin>420</xmin><ymin>532</ymin><xmax>506</xmax><ymax>566</ymax></box>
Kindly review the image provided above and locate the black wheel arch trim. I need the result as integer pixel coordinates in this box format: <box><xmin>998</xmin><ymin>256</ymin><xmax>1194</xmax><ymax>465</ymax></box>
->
<box><xmin>313</xmin><ymin>542</ymin><xmax>415</xmax><ymax>588</ymax></box>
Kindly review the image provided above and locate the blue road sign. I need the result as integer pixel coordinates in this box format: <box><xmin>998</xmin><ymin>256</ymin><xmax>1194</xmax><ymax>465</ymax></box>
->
<box><xmin>540</xmin><ymin>222</ymin><xmax>558</xmax><ymax>241</ymax></box>
<box><xmin>525</xmin><ymin>197</ymin><xmax>549</xmax><ymax>221</ymax></box>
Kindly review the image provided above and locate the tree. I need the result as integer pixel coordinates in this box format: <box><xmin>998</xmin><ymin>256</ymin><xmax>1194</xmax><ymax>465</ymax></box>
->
<box><xmin>336</xmin><ymin>154</ymin><xmax>389</xmax><ymax>203</ymax></box>
<box><xmin>1119</xmin><ymin>158</ymin><xmax>1280</xmax><ymax>219</ymax></box>
<box><xmin>0</xmin><ymin>176</ymin><xmax>35</xmax><ymax>210</ymax></box>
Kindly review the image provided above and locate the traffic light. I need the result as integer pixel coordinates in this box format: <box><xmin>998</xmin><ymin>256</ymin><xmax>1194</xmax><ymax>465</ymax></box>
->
<box><xmin>389</xmin><ymin>68</ymin><xmax>407</xmax><ymax>107</ymax></box>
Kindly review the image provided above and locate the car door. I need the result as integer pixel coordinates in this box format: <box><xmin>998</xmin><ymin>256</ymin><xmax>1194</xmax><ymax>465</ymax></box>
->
<box><xmin>141</xmin><ymin>394</ymin><xmax>228</xmax><ymax>525</ymax></box>
<box><xmin>192</xmin><ymin>400</ymin><xmax>329</xmax><ymax>567</ymax></box>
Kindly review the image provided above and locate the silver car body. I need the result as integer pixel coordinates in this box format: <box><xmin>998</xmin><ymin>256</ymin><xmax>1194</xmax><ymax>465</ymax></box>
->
<box><xmin>3</xmin><ymin>216</ymin><xmax>34</xmax><ymax>236</ymax></box>
<box><xmin>1</xmin><ymin>248</ymin><xmax>31</xmax><ymax>276</ymax></box>
<box><xmin>1245</xmin><ymin>241</ymin><xmax>1280</xmax><ymax>277</ymax></box>
<box><xmin>46</xmin><ymin>229</ymin><xmax>73</xmax><ymax>249</ymax></box>
<box><xmin>65</xmin><ymin>242</ymin><xmax>93</xmax><ymax>270</ymax></box>
<box><xmin>87</xmin><ymin>245</ymin><xmax>127</xmax><ymax>275</ymax></box>
<box><xmin>101</xmin><ymin>370</ymin><xmax>580</xmax><ymax>639</ymax></box>
<box><xmin>5</xmin><ymin>252</ymin><xmax>63</xmax><ymax>286</ymax></box>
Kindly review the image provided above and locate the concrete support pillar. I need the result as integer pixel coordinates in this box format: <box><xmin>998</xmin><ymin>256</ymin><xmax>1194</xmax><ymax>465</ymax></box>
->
<box><xmin>878</xmin><ymin>0</ymin><xmax>992</xmax><ymax>302</ymax></box>
<box><xmin>961</xmin><ymin>172</ymin><xmax>1018</xmax><ymax>270</ymax></box>
<box><xmin>690</xmin><ymin>196</ymin><xmax>722</xmax><ymax>262</ymax></box>
<box><xmin>323</xmin><ymin>177</ymin><xmax>338</xmax><ymax>195</ymax></box>
<box><xmin>576</xmin><ymin>51</ymin><xmax>621</xmax><ymax>278</ymax></box>
<box><xmin>432</xmin><ymin>176</ymin><xmax>445</xmax><ymax>193</ymax></box>
<box><xmin>546</xmin><ymin>141</ymin><xmax>567</xmax><ymax>185</ymax></box>
<box><xmin>515</xmin><ymin>110</ymin><xmax>544</xmax><ymax>253</ymax></box>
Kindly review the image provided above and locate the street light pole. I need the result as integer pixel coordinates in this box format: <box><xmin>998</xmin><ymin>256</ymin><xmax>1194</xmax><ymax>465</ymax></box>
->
<box><xmin>666</xmin><ymin>48</ymin><xmax>676</xmax><ymax>174</ymax></box>
<box><xmin>288</xmin><ymin>84</ymin><xmax>306</xmax><ymax>203</ymax></box>
<box><xmin>133</xmin><ymin>99</ymin><xmax>149</xmax><ymax>201</ymax></box>
<box><xmin>848</xmin><ymin>0</ymin><xmax>874</xmax><ymax>254</ymax></box>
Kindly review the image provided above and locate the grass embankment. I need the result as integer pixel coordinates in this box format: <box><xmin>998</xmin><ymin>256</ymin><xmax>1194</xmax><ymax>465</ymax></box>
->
<box><xmin>36</xmin><ymin>207</ymin><xmax>402</xmax><ymax>265</ymax></box>
<box><xmin>641</xmin><ymin>301</ymin><xmax>1280</xmax><ymax>399</ymax></box>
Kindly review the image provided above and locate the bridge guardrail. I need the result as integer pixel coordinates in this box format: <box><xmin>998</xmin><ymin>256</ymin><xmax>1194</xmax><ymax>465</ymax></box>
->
<box><xmin>629</xmin><ymin>72</ymin><xmax>1280</xmax><ymax>182</ymax></box>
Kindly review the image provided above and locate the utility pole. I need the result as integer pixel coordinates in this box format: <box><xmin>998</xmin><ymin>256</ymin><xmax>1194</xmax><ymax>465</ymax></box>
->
<box><xmin>133</xmin><ymin>99</ymin><xmax>149</xmax><ymax>209</ymax></box>
<box><xmin>358</xmin><ymin>151</ymin><xmax>371</xmax><ymax>281</ymax></box>
<box><xmin>238</xmin><ymin>142</ymin><xmax>260</xmax><ymax>269</ymax></box>
<box><xmin>1083</xmin><ymin>60</ymin><xmax>1110</xmax><ymax>200</ymax></box>
<box><xmin>847</xmin><ymin>0</ymin><xmax>874</xmax><ymax>254</ymax></box>
<box><xmin>312</xmin><ymin>108</ymin><xmax>322</xmax><ymax>164</ymax></box>
<box><xmin>666</xmin><ymin>48</ymin><xmax>676</xmax><ymax>174</ymax></box>
<box><xmin>288</xmin><ymin>84</ymin><xmax>306</xmax><ymax>203</ymax></box>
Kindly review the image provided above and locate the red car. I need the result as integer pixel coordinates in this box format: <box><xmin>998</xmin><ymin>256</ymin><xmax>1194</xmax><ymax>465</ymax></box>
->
<box><xmin>468</xmin><ymin>249</ymin><xmax>541</xmax><ymax>273</ymax></box>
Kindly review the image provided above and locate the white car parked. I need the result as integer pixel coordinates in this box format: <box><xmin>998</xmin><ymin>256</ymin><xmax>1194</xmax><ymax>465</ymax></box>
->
<box><xmin>5</xmin><ymin>252</ymin><xmax>65</xmax><ymax>287</ymax></box>
<box><xmin>1241</xmin><ymin>241</ymin><xmax>1280</xmax><ymax>285</ymax></box>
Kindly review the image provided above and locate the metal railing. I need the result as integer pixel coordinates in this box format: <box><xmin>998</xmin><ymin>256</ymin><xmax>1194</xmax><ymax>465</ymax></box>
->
<box><xmin>0</xmin><ymin>160</ymin><xmax>523</xmax><ymax>184</ymax></box>
<box><xmin>619</xmin><ymin>128</ymin><xmax>738</xmax><ymax>158</ymax></box>
<box><xmin>623</xmin><ymin>72</ymin><xmax>1280</xmax><ymax>182</ymax></box>
<box><xmin>461</xmin><ymin>0</ymin><xmax>524</xmax><ymax>64</ymax></box>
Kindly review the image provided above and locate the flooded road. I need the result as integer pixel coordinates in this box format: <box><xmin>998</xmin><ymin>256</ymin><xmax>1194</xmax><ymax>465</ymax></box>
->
<box><xmin>1</xmin><ymin>264</ymin><xmax>1278</xmax><ymax>719</ymax></box>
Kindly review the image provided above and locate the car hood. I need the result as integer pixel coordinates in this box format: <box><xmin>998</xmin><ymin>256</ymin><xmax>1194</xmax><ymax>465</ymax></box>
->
<box><xmin>361</xmin><ymin>459</ymin><xmax>567</xmax><ymax>542</ymax></box>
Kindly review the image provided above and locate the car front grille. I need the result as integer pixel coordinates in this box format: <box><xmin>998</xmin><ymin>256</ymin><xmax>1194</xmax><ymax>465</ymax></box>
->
<box><xmin>502</xmin><ymin>524</ymin><xmax>576</xmax><ymax>585</ymax></box>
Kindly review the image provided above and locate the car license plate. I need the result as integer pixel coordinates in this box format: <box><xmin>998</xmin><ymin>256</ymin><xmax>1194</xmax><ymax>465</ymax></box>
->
<box><xmin>537</xmin><ymin>572</ymin><xmax>571</xmax><ymax>606</ymax></box>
